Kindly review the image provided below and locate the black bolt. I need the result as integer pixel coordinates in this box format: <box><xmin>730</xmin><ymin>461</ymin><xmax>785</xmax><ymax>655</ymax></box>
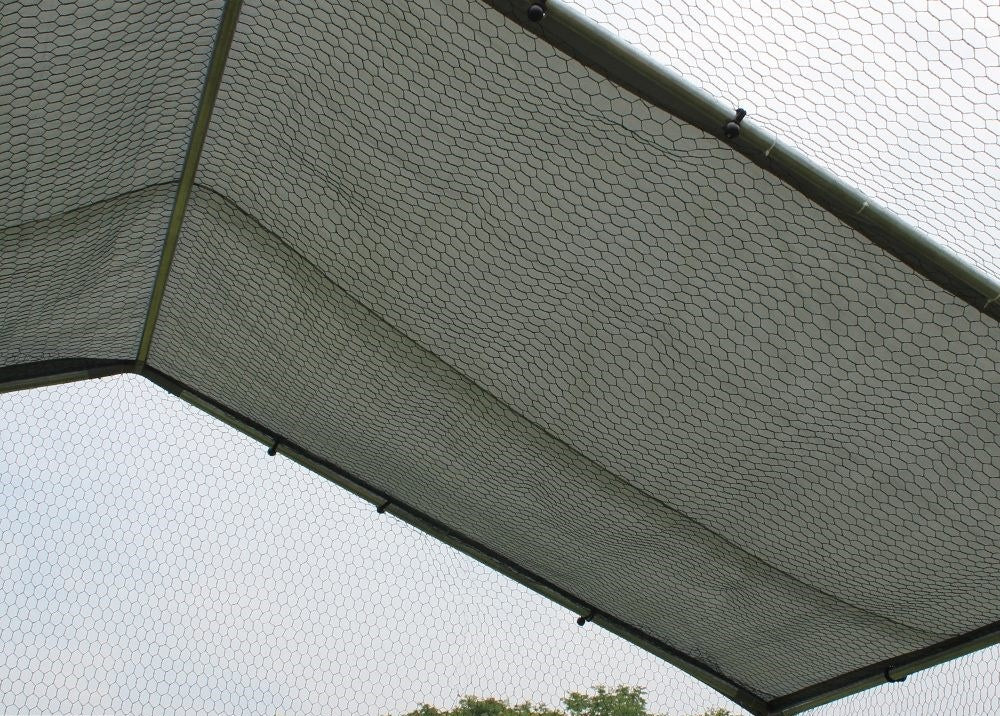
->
<box><xmin>527</xmin><ymin>3</ymin><xmax>546</xmax><ymax>21</ymax></box>
<box><xmin>724</xmin><ymin>108</ymin><xmax>747</xmax><ymax>139</ymax></box>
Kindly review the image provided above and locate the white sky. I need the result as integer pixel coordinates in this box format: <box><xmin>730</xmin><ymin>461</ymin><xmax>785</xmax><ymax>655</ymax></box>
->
<box><xmin>565</xmin><ymin>0</ymin><xmax>1000</xmax><ymax>280</ymax></box>
<box><xmin>2</xmin><ymin>376</ymin><xmax>998</xmax><ymax>715</ymax></box>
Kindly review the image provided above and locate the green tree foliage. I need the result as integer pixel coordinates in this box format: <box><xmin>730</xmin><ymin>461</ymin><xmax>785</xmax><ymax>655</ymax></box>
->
<box><xmin>564</xmin><ymin>686</ymin><xmax>650</xmax><ymax>716</ymax></box>
<box><xmin>396</xmin><ymin>685</ymin><xmax>733</xmax><ymax>716</ymax></box>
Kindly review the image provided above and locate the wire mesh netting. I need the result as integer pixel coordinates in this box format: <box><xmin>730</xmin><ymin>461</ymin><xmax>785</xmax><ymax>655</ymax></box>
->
<box><xmin>565</xmin><ymin>0</ymin><xmax>1000</xmax><ymax>278</ymax></box>
<box><xmin>165</xmin><ymin>0</ymin><xmax>1000</xmax><ymax>702</ymax></box>
<box><xmin>0</xmin><ymin>186</ymin><xmax>174</xmax><ymax>366</ymax></box>
<box><xmin>2</xmin><ymin>0</ymin><xmax>1000</xmax><ymax>712</ymax></box>
<box><xmin>0</xmin><ymin>0</ymin><xmax>220</xmax><ymax>229</ymax></box>
<box><xmin>1</xmin><ymin>376</ymin><xmax>747</xmax><ymax>715</ymax></box>
<box><xmin>3</xmin><ymin>376</ymin><xmax>1000</xmax><ymax>715</ymax></box>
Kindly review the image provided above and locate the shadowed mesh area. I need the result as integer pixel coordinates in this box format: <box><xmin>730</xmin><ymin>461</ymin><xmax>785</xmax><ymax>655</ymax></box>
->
<box><xmin>0</xmin><ymin>1</ymin><xmax>220</xmax><ymax>228</ymax></box>
<box><xmin>4</xmin><ymin>0</ymin><xmax>1000</xmax><ymax>711</ymax></box>
<box><xmin>152</xmin><ymin>188</ymin><xmax>937</xmax><ymax>699</ymax></box>
<box><xmin>0</xmin><ymin>186</ymin><xmax>174</xmax><ymax>365</ymax></box>
<box><xmin>0</xmin><ymin>1</ymin><xmax>221</xmax><ymax>366</ymax></box>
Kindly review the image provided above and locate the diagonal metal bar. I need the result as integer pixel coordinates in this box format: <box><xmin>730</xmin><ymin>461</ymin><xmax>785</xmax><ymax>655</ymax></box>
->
<box><xmin>137</xmin><ymin>0</ymin><xmax>244</xmax><ymax>362</ymax></box>
<box><xmin>768</xmin><ymin>619</ymin><xmax>1000</xmax><ymax>714</ymax></box>
<box><xmin>138</xmin><ymin>364</ymin><xmax>772</xmax><ymax>716</ymax></box>
<box><xmin>482</xmin><ymin>0</ymin><xmax>1000</xmax><ymax>323</ymax></box>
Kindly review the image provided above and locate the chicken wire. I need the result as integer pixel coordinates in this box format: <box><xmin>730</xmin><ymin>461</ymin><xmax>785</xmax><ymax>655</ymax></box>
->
<box><xmin>3</xmin><ymin>0</ymin><xmax>999</xmax><ymax>712</ymax></box>
<box><xmin>0</xmin><ymin>0</ymin><xmax>220</xmax><ymax>229</ymax></box>
<box><xmin>2</xmin><ymin>376</ymin><xmax>1000</xmax><ymax>715</ymax></box>
<box><xmin>1</xmin><ymin>375</ymin><xmax>746</xmax><ymax>716</ymax></box>
<box><xmin>565</xmin><ymin>0</ymin><xmax>1000</xmax><ymax>278</ymax></box>
<box><xmin>0</xmin><ymin>186</ymin><xmax>174</xmax><ymax>367</ymax></box>
<box><xmin>173</xmin><ymin>0</ymin><xmax>1000</xmax><ymax>704</ymax></box>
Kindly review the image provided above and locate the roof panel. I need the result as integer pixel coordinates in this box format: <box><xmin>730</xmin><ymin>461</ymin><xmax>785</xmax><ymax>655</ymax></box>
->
<box><xmin>150</xmin><ymin>187</ymin><xmax>943</xmax><ymax>703</ymax></box>
<box><xmin>0</xmin><ymin>186</ymin><xmax>174</xmax><ymax>366</ymax></box>
<box><xmin>0</xmin><ymin>1</ymin><xmax>222</xmax><ymax>229</ymax></box>
<box><xmin>166</xmin><ymin>0</ymin><xmax>1000</xmax><ymax>706</ymax></box>
<box><xmin>0</xmin><ymin>1</ymin><xmax>222</xmax><ymax>369</ymax></box>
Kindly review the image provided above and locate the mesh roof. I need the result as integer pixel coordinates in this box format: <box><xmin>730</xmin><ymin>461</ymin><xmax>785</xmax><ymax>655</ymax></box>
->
<box><xmin>3</xmin><ymin>0</ymin><xmax>999</xmax><ymax>713</ymax></box>
<box><xmin>567</xmin><ymin>0</ymin><xmax>1000</xmax><ymax>278</ymax></box>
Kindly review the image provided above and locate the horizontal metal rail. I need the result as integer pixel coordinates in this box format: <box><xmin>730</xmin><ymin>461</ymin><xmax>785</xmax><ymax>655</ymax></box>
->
<box><xmin>0</xmin><ymin>358</ymin><xmax>136</xmax><ymax>394</ymax></box>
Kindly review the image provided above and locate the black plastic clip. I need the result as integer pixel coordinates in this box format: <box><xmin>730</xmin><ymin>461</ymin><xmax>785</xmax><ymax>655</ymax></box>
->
<box><xmin>576</xmin><ymin>610</ymin><xmax>595</xmax><ymax>626</ymax></box>
<box><xmin>376</xmin><ymin>500</ymin><xmax>392</xmax><ymax>514</ymax></box>
<box><xmin>267</xmin><ymin>438</ymin><xmax>280</xmax><ymax>456</ymax></box>
<box><xmin>724</xmin><ymin>108</ymin><xmax>747</xmax><ymax>139</ymax></box>
<box><xmin>884</xmin><ymin>667</ymin><xmax>907</xmax><ymax>683</ymax></box>
<box><xmin>527</xmin><ymin>1</ymin><xmax>547</xmax><ymax>22</ymax></box>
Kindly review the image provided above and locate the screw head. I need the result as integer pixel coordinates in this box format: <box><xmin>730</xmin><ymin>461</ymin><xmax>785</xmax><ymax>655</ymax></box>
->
<box><xmin>724</xmin><ymin>121</ymin><xmax>741</xmax><ymax>139</ymax></box>
<box><xmin>576</xmin><ymin>615</ymin><xmax>587</xmax><ymax>626</ymax></box>
<box><xmin>527</xmin><ymin>3</ymin><xmax>545</xmax><ymax>21</ymax></box>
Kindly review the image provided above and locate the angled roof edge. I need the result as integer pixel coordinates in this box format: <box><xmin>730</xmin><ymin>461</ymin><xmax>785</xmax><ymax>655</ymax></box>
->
<box><xmin>0</xmin><ymin>359</ymin><xmax>137</xmax><ymax>395</ymax></box>
<box><xmin>137</xmin><ymin>365</ymin><xmax>773</xmax><ymax>716</ymax></box>
<box><xmin>482</xmin><ymin>0</ymin><xmax>1000</xmax><ymax>323</ymax></box>
<box><xmin>4</xmin><ymin>362</ymin><xmax>1000</xmax><ymax>713</ymax></box>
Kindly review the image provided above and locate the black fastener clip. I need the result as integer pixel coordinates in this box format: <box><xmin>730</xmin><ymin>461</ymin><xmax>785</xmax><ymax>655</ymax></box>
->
<box><xmin>724</xmin><ymin>108</ymin><xmax>747</xmax><ymax>139</ymax></box>
<box><xmin>577</xmin><ymin>610</ymin><xmax>595</xmax><ymax>626</ymax></box>
<box><xmin>527</xmin><ymin>1</ymin><xmax>547</xmax><ymax>22</ymax></box>
<box><xmin>884</xmin><ymin>667</ymin><xmax>907</xmax><ymax>683</ymax></box>
<box><xmin>376</xmin><ymin>500</ymin><xmax>392</xmax><ymax>514</ymax></box>
<box><xmin>267</xmin><ymin>438</ymin><xmax>280</xmax><ymax>456</ymax></box>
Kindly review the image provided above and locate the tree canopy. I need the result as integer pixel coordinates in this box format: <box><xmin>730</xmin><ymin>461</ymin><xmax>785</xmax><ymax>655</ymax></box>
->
<box><xmin>396</xmin><ymin>685</ymin><xmax>734</xmax><ymax>716</ymax></box>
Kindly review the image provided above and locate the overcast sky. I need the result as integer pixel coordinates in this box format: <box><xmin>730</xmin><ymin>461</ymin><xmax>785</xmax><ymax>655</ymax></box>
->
<box><xmin>2</xmin><ymin>376</ymin><xmax>997</xmax><ymax>715</ymax></box>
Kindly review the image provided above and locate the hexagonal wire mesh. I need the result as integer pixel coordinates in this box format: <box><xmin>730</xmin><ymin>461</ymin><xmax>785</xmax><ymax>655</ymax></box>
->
<box><xmin>0</xmin><ymin>376</ymin><xmax>746</xmax><ymax>715</ymax></box>
<box><xmin>3</xmin><ymin>0</ymin><xmax>999</xmax><ymax>712</ymax></box>
<box><xmin>3</xmin><ymin>376</ymin><xmax>1000</xmax><ymax>714</ymax></box>
<box><xmin>564</xmin><ymin>0</ymin><xmax>1000</xmax><ymax>278</ymax></box>
<box><xmin>155</xmin><ymin>0</ymin><xmax>999</xmax><ymax>704</ymax></box>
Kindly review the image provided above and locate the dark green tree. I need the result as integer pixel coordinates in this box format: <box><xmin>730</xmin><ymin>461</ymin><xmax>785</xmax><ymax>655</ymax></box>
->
<box><xmin>396</xmin><ymin>685</ymin><xmax>733</xmax><ymax>716</ymax></box>
<box><xmin>399</xmin><ymin>695</ymin><xmax>560</xmax><ymax>716</ymax></box>
<box><xmin>564</xmin><ymin>686</ymin><xmax>650</xmax><ymax>716</ymax></box>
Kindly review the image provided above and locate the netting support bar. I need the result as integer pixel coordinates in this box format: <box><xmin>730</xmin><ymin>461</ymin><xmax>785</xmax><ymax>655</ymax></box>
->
<box><xmin>769</xmin><ymin>618</ymin><xmax>1000</xmax><ymax>714</ymax></box>
<box><xmin>482</xmin><ymin>0</ymin><xmax>1000</xmax><ymax>322</ymax></box>
<box><xmin>136</xmin><ymin>365</ymin><xmax>773</xmax><ymax>716</ymax></box>
<box><xmin>136</xmin><ymin>0</ymin><xmax>244</xmax><ymax>362</ymax></box>
<box><xmin>6</xmin><ymin>359</ymin><xmax>1000</xmax><ymax>712</ymax></box>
